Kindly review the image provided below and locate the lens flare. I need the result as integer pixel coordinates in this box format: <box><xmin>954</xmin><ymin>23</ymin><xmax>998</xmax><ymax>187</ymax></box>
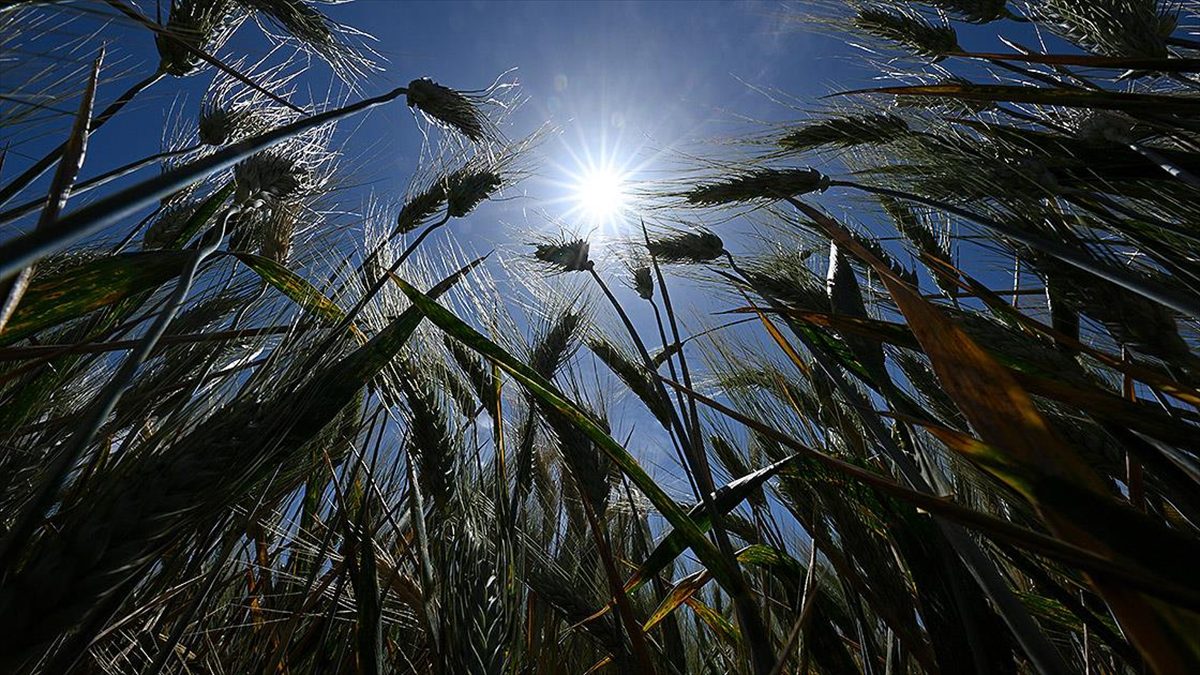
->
<box><xmin>574</xmin><ymin>167</ymin><xmax>626</xmax><ymax>223</ymax></box>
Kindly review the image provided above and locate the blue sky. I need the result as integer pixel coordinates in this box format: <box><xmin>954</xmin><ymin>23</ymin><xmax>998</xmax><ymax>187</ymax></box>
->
<box><xmin>3</xmin><ymin>1</ymin><xmax>869</xmax><ymax>256</ymax></box>
<box><xmin>325</xmin><ymin>0</ymin><xmax>858</xmax><ymax>246</ymax></box>
<box><xmin>335</xmin><ymin>1</ymin><xmax>836</xmax><ymax>153</ymax></box>
<box><xmin>0</xmin><ymin>1</ymin><xmax>881</xmax><ymax>494</ymax></box>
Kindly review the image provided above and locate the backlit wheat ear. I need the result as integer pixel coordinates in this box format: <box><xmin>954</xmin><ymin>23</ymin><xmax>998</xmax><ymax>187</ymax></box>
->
<box><xmin>231</xmin><ymin>115</ymin><xmax>337</xmax><ymax>214</ymax></box>
<box><xmin>549</xmin><ymin>407</ymin><xmax>613</xmax><ymax>515</ymax></box>
<box><xmin>233</xmin><ymin>151</ymin><xmax>308</xmax><ymax>207</ymax></box>
<box><xmin>1033</xmin><ymin>0</ymin><xmax>1176</xmax><ymax>58</ymax></box>
<box><xmin>143</xmin><ymin>197</ymin><xmax>202</xmax><ymax>249</ymax></box>
<box><xmin>529</xmin><ymin>310</ymin><xmax>584</xmax><ymax>379</ymax></box>
<box><xmin>199</xmin><ymin>106</ymin><xmax>256</xmax><ymax>146</ymax></box>
<box><xmin>259</xmin><ymin>201</ymin><xmax>298</xmax><ymax>263</ymax></box>
<box><xmin>396</xmin><ymin>150</ymin><xmax>515</xmax><ymax>234</ymax></box>
<box><xmin>446</xmin><ymin>169</ymin><xmax>503</xmax><ymax>217</ymax></box>
<box><xmin>198</xmin><ymin>61</ymin><xmax>298</xmax><ymax>146</ymax></box>
<box><xmin>397</xmin><ymin>360</ymin><xmax>460</xmax><ymax>512</ymax></box>
<box><xmin>156</xmin><ymin>0</ymin><xmax>243</xmax><ymax>76</ymax></box>
<box><xmin>588</xmin><ymin>337</ymin><xmax>672</xmax><ymax>428</ymax></box>
<box><xmin>239</xmin><ymin>0</ymin><xmax>377</xmax><ymax>82</ymax></box>
<box><xmin>228</xmin><ymin>152</ymin><xmax>307</xmax><ymax>256</ymax></box>
<box><xmin>852</xmin><ymin>6</ymin><xmax>959</xmax><ymax>60</ymax></box>
<box><xmin>779</xmin><ymin>113</ymin><xmax>910</xmax><ymax>154</ymax></box>
<box><xmin>879</xmin><ymin>196</ymin><xmax>957</xmax><ymax>296</ymax></box>
<box><xmin>646</xmin><ymin>228</ymin><xmax>726</xmax><ymax>264</ymax></box>
<box><xmin>741</xmin><ymin>246</ymin><xmax>828</xmax><ymax>310</ymax></box>
<box><xmin>686</xmin><ymin>167</ymin><xmax>830</xmax><ymax>205</ymax></box>
<box><xmin>406</xmin><ymin>78</ymin><xmax>489</xmax><ymax>142</ymax></box>
<box><xmin>632</xmin><ymin>266</ymin><xmax>654</xmax><ymax>300</ymax></box>
<box><xmin>532</xmin><ymin>237</ymin><xmax>592</xmax><ymax>273</ymax></box>
<box><xmin>395</xmin><ymin>181</ymin><xmax>449</xmax><ymax>235</ymax></box>
<box><xmin>444</xmin><ymin>335</ymin><xmax>498</xmax><ymax>415</ymax></box>
<box><xmin>157</xmin><ymin>0</ymin><xmax>375</xmax><ymax>83</ymax></box>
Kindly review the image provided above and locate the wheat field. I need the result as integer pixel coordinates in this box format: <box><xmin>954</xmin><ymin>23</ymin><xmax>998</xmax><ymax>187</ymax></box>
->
<box><xmin>1</xmin><ymin>1</ymin><xmax>1199</xmax><ymax>673</ymax></box>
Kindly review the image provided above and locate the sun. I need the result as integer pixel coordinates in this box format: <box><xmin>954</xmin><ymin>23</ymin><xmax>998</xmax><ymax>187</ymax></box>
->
<box><xmin>573</xmin><ymin>167</ymin><xmax>628</xmax><ymax>224</ymax></box>
<box><xmin>549</xmin><ymin>134</ymin><xmax>647</xmax><ymax>232</ymax></box>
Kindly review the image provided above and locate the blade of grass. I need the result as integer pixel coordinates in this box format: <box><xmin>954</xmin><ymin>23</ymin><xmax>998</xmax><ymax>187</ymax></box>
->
<box><xmin>0</xmin><ymin>250</ymin><xmax>195</xmax><ymax>347</ymax></box>
<box><xmin>0</xmin><ymin>85</ymin><xmax>411</xmax><ymax>279</ymax></box>
<box><xmin>947</xmin><ymin>50</ymin><xmax>1200</xmax><ymax>72</ymax></box>
<box><xmin>830</xmin><ymin>82</ymin><xmax>1200</xmax><ymax>115</ymax></box>
<box><xmin>0</xmin><ymin>49</ymin><xmax>102</xmax><ymax>334</ymax></box>
<box><xmin>787</xmin><ymin>196</ymin><xmax>1200</xmax><ymax>672</ymax></box>
<box><xmin>231</xmin><ymin>252</ymin><xmax>345</xmax><ymax>323</ymax></box>
<box><xmin>573</xmin><ymin>453</ymin><xmax>806</xmax><ymax>628</ymax></box>
<box><xmin>391</xmin><ymin>276</ymin><xmax>745</xmax><ymax>597</ymax></box>
<box><xmin>658</xmin><ymin>376</ymin><xmax>1200</xmax><ymax>611</ymax></box>
<box><xmin>0</xmin><ymin>325</ymin><xmax>293</xmax><ymax>361</ymax></box>
<box><xmin>624</xmin><ymin>454</ymin><xmax>804</xmax><ymax>595</ymax></box>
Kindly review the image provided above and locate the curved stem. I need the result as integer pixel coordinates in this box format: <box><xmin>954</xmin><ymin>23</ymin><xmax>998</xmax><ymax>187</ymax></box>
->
<box><xmin>0</xmin><ymin>69</ymin><xmax>166</xmax><ymax>208</ymax></box>
<box><xmin>586</xmin><ymin>265</ymin><xmax>695</xmax><ymax>461</ymax></box>
<box><xmin>333</xmin><ymin>210</ymin><xmax>451</xmax><ymax>339</ymax></box>
<box><xmin>0</xmin><ymin>145</ymin><xmax>201</xmax><ymax>226</ymax></box>
<box><xmin>0</xmin><ymin>207</ymin><xmax>232</xmax><ymax>572</ymax></box>
<box><xmin>263</xmin><ymin>209</ymin><xmax>453</xmax><ymax>400</ymax></box>
<box><xmin>829</xmin><ymin>181</ymin><xmax>1200</xmax><ymax>318</ymax></box>
<box><xmin>644</xmin><ymin>238</ymin><xmax>776</xmax><ymax>675</ymax></box>
<box><xmin>0</xmin><ymin>85</ymin><xmax>408</xmax><ymax>280</ymax></box>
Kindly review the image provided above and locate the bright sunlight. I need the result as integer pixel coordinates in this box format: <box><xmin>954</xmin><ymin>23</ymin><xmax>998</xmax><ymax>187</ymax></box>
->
<box><xmin>573</xmin><ymin>166</ymin><xmax>627</xmax><ymax>223</ymax></box>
